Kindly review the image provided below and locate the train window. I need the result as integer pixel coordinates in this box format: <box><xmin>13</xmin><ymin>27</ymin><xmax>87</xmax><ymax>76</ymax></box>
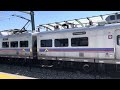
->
<box><xmin>71</xmin><ymin>37</ymin><xmax>88</xmax><ymax>46</ymax></box>
<box><xmin>117</xmin><ymin>14</ymin><xmax>120</xmax><ymax>19</ymax></box>
<box><xmin>2</xmin><ymin>42</ymin><xmax>9</xmax><ymax>48</ymax></box>
<box><xmin>117</xmin><ymin>35</ymin><xmax>120</xmax><ymax>45</ymax></box>
<box><xmin>55</xmin><ymin>39</ymin><xmax>68</xmax><ymax>47</ymax></box>
<box><xmin>110</xmin><ymin>15</ymin><xmax>115</xmax><ymax>20</ymax></box>
<box><xmin>41</xmin><ymin>39</ymin><xmax>52</xmax><ymax>47</ymax></box>
<box><xmin>20</xmin><ymin>41</ymin><xmax>28</xmax><ymax>47</ymax></box>
<box><xmin>10</xmin><ymin>41</ymin><xmax>18</xmax><ymax>48</ymax></box>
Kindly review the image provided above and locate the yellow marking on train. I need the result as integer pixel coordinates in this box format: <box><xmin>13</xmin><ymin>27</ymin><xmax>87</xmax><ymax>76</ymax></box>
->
<box><xmin>0</xmin><ymin>72</ymin><xmax>35</xmax><ymax>79</ymax></box>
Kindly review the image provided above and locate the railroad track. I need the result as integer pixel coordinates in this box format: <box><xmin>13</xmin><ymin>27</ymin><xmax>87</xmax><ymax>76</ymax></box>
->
<box><xmin>0</xmin><ymin>62</ymin><xmax>119</xmax><ymax>79</ymax></box>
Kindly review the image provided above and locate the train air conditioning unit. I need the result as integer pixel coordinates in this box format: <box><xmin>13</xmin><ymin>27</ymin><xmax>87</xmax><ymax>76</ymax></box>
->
<box><xmin>98</xmin><ymin>21</ymin><xmax>106</xmax><ymax>26</ymax></box>
<box><xmin>105</xmin><ymin>13</ymin><xmax>120</xmax><ymax>24</ymax></box>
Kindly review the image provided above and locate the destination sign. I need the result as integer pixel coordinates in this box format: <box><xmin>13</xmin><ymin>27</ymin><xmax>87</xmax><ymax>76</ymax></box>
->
<box><xmin>3</xmin><ymin>38</ymin><xmax>8</xmax><ymax>40</ymax></box>
<box><xmin>73</xmin><ymin>31</ymin><xmax>86</xmax><ymax>35</ymax></box>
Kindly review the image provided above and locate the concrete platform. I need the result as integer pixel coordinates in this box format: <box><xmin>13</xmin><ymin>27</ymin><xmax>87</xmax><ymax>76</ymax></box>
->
<box><xmin>0</xmin><ymin>72</ymin><xmax>36</xmax><ymax>79</ymax></box>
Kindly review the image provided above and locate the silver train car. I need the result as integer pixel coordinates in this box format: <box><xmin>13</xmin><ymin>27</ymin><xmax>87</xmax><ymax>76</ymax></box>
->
<box><xmin>0</xmin><ymin>30</ymin><xmax>33</xmax><ymax>59</ymax></box>
<box><xmin>36</xmin><ymin>23</ymin><xmax>120</xmax><ymax>65</ymax></box>
<box><xmin>35</xmin><ymin>12</ymin><xmax>120</xmax><ymax>72</ymax></box>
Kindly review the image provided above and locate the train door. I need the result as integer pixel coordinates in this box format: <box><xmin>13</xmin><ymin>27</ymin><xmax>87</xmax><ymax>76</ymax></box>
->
<box><xmin>115</xmin><ymin>29</ymin><xmax>120</xmax><ymax>59</ymax></box>
<box><xmin>32</xmin><ymin>35</ymin><xmax>37</xmax><ymax>59</ymax></box>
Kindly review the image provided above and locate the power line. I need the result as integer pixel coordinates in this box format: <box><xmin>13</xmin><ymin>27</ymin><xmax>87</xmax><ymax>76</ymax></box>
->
<box><xmin>0</xmin><ymin>17</ymin><xmax>10</xmax><ymax>21</ymax></box>
<box><xmin>0</xmin><ymin>15</ymin><xmax>15</xmax><ymax>21</ymax></box>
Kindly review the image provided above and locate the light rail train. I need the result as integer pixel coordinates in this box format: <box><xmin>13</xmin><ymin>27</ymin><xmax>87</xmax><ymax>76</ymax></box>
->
<box><xmin>0</xmin><ymin>12</ymin><xmax>120</xmax><ymax>72</ymax></box>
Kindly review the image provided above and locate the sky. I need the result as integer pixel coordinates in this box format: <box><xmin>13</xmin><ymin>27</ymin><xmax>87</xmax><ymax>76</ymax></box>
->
<box><xmin>0</xmin><ymin>11</ymin><xmax>119</xmax><ymax>32</ymax></box>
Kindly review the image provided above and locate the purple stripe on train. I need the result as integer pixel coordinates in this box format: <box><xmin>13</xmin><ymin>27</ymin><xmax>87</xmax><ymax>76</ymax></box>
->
<box><xmin>0</xmin><ymin>49</ymin><xmax>30</xmax><ymax>52</ymax></box>
<box><xmin>39</xmin><ymin>48</ymin><xmax>114</xmax><ymax>52</ymax></box>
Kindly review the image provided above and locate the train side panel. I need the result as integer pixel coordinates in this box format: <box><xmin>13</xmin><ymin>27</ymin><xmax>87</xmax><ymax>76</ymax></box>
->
<box><xmin>96</xmin><ymin>29</ymin><xmax>115</xmax><ymax>59</ymax></box>
<box><xmin>37</xmin><ymin>27</ymin><xmax>117</xmax><ymax>62</ymax></box>
<box><xmin>36</xmin><ymin>30</ymin><xmax>99</xmax><ymax>60</ymax></box>
<box><xmin>0</xmin><ymin>33</ymin><xmax>33</xmax><ymax>58</ymax></box>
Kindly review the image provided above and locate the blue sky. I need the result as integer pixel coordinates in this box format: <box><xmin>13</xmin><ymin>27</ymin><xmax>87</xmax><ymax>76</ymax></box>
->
<box><xmin>0</xmin><ymin>11</ymin><xmax>119</xmax><ymax>32</ymax></box>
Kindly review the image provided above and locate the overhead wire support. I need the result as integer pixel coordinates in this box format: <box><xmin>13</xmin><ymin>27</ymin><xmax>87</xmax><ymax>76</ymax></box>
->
<box><xmin>64</xmin><ymin>21</ymin><xmax>76</xmax><ymax>28</ymax></box>
<box><xmin>39</xmin><ymin>25</ymin><xmax>53</xmax><ymax>31</ymax></box>
<box><xmin>74</xmin><ymin>19</ymin><xmax>84</xmax><ymax>27</ymax></box>
<box><xmin>38</xmin><ymin>12</ymin><xmax>120</xmax><ymax>32</ymax></box>
<box><xmin>21</xmin><ymin>20</ymin><xmax>30</xmax><ymax>30</ymax></box>
<box><xmin>100</xmin><ymin>15</ymin><xmax>104</xmax><ymax>20</ymax></box>
<box><xmin>11</xmin><ymin>14</ymin><xmax>31</xmax><ymax>31</ymax></box>
<box><xmin>11</xmin><ymin>14</ymin><xmax>30</xmax><ymax>21</ymax></box>
<box><xmin>19</xmin><ymin>11</ymin><xmax>35</xmax><ymax>32</ymax></box>
<box><xmin>47</xmin><ymin>24</ymin><xmax>55</xmax><ymax>28</ymax></box>
<box><xmin>55</xmin><ymin>22</ymin><xmax>65</xmax><ymax>29</ymax></box>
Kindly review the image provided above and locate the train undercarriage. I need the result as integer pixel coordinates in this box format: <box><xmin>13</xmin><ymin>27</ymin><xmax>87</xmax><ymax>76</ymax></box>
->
<box><xmin>0</xmin><ymin>56</ymin><xmax>120</xmax><ymax>77</ymax></box>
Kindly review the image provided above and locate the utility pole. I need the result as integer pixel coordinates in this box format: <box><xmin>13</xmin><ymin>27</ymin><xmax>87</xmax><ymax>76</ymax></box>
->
<box><xmin>30</xmin><ymin>11</ymin><xmax>35</xmax><ymax>32</ymax></box>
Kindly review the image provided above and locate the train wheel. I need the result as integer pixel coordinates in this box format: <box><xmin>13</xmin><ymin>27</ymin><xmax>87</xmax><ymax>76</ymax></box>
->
<box><xmin>82</xmin><ymin>63</ymin><xmax>94</xmax><ymax>73</ymax></box>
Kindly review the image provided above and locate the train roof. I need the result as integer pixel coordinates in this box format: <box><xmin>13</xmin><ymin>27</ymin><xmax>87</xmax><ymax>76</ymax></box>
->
<box><xmin>0</xmin><ymin>29</ymin><xmax>32</xmax><ymax>38</ymax></box>
<box><xmin>36</xmin><ymin>22</ymin><xmax>120</xmax><ymax>35</ymax></box>
<box><xmin>36</xmin><ymin>12</ymin><xmax>120</xmax><ymax>35</ymax></box>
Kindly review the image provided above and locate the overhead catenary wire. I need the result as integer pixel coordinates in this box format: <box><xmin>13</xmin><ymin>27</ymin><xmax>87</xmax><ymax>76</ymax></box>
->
<box><xmin>0</xmin><ymin>14</ymin><xmax>30</xmax><ymax>31</ymax></box>
<box><xmin>0</xmin><ymin>15</ymin><xmax>15</xmax><ymax>21</ymax></box>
